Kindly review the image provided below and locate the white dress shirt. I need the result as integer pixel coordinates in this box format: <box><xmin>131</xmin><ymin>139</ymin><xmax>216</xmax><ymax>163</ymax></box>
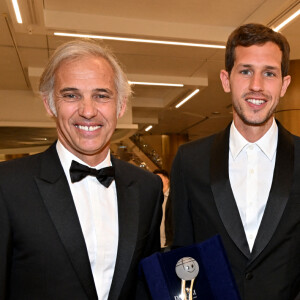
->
<box><xmin>56</xmin><ymin>141</ymin><xmax>118</xmax><ymax>300</ymax></box>
<box><xmin>229</xmin><ymin>119</ymin><xmax>277</xmax><ymax>251</ymax></box>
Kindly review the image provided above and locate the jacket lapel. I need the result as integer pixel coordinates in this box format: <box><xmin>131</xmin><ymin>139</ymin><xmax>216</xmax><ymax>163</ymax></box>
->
<box><xmin>250</xmin><ymin>122</ymin><xmax>294</xmax><ymax>261</ymax></box>
<box><xmin>210</xmin><ymin>124</ymin><xmax>251</xmax><ymax>258</ymax></box>
<box><xmin>35</xmin><ymin>144</ymin><xmax>98</xmax><ymax>300</ymax></box>
<box><xmin>108</xmin><ymin>157</ymin><xmax>139</xmax><ymax>300</ymax></box>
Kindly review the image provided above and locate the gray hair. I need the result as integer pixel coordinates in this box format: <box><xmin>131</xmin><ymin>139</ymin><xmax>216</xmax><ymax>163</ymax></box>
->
<box><xmin>39</xmin><ymin>39</ymin><xmax>132</xmax><ymax>115</ymax></box>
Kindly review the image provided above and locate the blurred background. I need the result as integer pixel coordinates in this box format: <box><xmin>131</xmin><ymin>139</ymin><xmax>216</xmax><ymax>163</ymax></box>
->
<box><xmin>0</xmin><ymin>0</ymin><xmax>299</xmax><ymax>171</ymax></box>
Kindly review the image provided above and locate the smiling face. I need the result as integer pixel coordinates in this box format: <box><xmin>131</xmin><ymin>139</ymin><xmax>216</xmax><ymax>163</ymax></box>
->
<box><xmin>43</xmin><ymin>56</ymin><xmax>126</xmax><ymax>166</ymax></box>
<box><xmin>220</xmin><ymin>42</ymin><xmax>291</xmax><ymax>138</ymax></box>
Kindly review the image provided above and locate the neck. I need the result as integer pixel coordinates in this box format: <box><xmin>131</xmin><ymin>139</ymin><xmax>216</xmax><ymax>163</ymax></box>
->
<box><xmin>59</xmin><ymin>140</ymin><xmax>110</xmax><ymax>167</ymax></box>
<box><xmin>233</xmin><ymin>117</ymin><xmax>274</xmax><ymax>143</ymax></box>
<box><xmin>80</xmin><ymin>154</ymin><xmax>108</xmax><ymax>167</ymax></box>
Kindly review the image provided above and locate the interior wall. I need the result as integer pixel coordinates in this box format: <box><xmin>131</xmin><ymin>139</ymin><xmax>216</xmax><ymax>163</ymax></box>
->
<box><xmin>276</xmin><ymin>60</ymin><xmax>300</xmax><ymax>136</ymax></box>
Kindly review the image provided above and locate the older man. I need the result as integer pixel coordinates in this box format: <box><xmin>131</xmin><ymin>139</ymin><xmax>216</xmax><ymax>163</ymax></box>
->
<box><xmin>0</xmin><ymin>40</ymin><xmax>162</xmax><ymax>299</ymax></box>
<box><xmin>171</xmin><ymin>24</ymin><xmax>299</xmax><ymax>299</ymax></box>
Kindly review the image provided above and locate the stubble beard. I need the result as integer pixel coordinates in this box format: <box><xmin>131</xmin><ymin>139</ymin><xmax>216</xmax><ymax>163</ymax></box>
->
<box><xmin>232</xmin><ymin>101</ymin><xmax>276</xmax><ymax>127</ymax></box>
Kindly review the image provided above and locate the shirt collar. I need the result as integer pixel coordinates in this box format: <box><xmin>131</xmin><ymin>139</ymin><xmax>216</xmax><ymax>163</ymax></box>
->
<box><xmin>229</xmin><ymin>119</ymin><xmax>278</xmax><ymax>161</ymax></box>
<box><xmin>56</xmin><ymin>140</ymin><xmax>112</xmax><ymax>175</ymax></box>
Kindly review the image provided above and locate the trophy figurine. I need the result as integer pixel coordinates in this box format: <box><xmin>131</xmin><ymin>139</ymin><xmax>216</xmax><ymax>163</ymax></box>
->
<box><xmin>175</xmin><ymin>257</ymin><xmax>199</xmax><ymax>300</ymax></box>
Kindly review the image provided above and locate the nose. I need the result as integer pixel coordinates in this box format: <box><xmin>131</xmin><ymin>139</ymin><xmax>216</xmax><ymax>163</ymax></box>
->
<box><xmin>249</xmin><ymin>73</ymin><xmax>264</xmax><ymax>92</ymax></box>
<box><xmin>78</xmin><ymin>97</ymin><xmax>98</xmax><ymax>119</ymax></box>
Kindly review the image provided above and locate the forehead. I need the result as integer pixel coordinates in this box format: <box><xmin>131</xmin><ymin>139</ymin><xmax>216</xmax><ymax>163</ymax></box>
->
<box><xmin>55</xmin><ymin>55</ymin><xmax>116</xmax><ymax>85</ymax></box>
<box><xmin>234</xmin><ymin>42</ymin><xmax>282</xmax><ymax>67</ymax></box>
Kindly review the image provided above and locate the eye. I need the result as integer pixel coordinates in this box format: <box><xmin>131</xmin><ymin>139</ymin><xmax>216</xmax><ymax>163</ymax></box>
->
<box><xmin>264</xmin><ymin>71</ymin><xmax>276</xmax><ymax>77</ymax></box>
<box><xmin>240</xmin><ymin>69</ymin><xmax>252</xmax><ymax>75</ymax></box>
<box><xmin>62</xmin><ymin>93</ymin><xmax>80</xmax><ymax>101</ymax></box>
<box><xmin>95</xmin><ymin>94</ymin><xmax>109</xmax><ymax>99</ymax></box>
<box><xmin>64</xmin><ymin>94</ymin><xmax>75</xmax><ymax>98</ymax></box>
<box><xmin>94</xmin><ymin>94</ymin><xmax>112</xmax><ymax>103</ymax></box>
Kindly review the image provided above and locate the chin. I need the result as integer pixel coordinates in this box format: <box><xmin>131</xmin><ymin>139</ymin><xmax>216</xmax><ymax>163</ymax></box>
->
<box><xmin>243</xmin><ymin>117</ymin><xmax>271</xmax><ymax>126</ymax></box>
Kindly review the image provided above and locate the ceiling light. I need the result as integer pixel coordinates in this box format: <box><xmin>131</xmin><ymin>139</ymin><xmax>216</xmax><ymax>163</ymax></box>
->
<box><xmin>12</xmin><ymin>0</ymin><xmax>22</xmax><ymax>23</ymax></box>
<box><xmin>273</xmin><ymin>9</ymin><xmax>300</xmax><ymax>32</ymax></box>
<box><xmin>145</xmin><ymin>125</ymin><xmax>153</xmax><ymax>132</ymax></box>
<box><xmin>54</xmin><ymin>32</ymin><xmax>225</xmax><ymax>49</ymax></box>
<box><xmin>128</xmin><ymin>81</ymin><xmax>184</xmax><ymax>87</ymax></box>
<box><xmin>175</xmin><ymin>89</ymin><xmax>200</xmax><ymax>108</ymax></box>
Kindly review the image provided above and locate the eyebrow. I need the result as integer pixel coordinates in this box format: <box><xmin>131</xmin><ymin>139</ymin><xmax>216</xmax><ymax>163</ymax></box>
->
<box><xmin>59</xmin><ymin>87</ymin><xmax>114</xmax><ymax>94</ymax></box>
<box><xmin>59</xmin><ymin>87</ymin><xmax>78</xmax><ymax>93</ymax></box>
<box><xmin>238</xmin><ymin>64</ymin><xmax>280</xmax><ymax>70</ymax></box>
<box><xmin>93</xmin><ymin>88</ymin><xmax>114</xmax><ymax>95</ymax></box>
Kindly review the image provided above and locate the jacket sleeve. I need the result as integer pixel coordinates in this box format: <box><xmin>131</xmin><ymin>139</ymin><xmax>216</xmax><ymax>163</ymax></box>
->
<box><xmin>135</xmin><ymin>175</ymin><xmax>163</xmax><ymax>300</ymax></box>
<box><xmin>170</xmin><ymin>146</ymin><xmax>195</xmax><ymax>248</ymax></box>
<box><xmin>141</xmin><ymin>175</ymin><xmax>163</xmax><ymax>257</ymax></box>
<box><xmin>0</xmin><ymin>189</ymin><xmax>12</xmax><ymax>299</ymax></box>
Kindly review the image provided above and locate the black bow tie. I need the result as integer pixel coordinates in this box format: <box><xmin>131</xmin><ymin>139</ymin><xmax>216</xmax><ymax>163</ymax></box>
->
<box><xmin>69</xmin><ymin>160</ymin><xmax>115</xmax><ymax>188</ymax></box>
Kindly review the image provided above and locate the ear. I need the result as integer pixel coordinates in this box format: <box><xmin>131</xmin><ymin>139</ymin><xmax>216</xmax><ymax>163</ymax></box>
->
<box><xmin>220</xmin><ymin>70</ymin><xmax>231</xmax><ymax>93</ymax></box>
<box><xmin>117</xmin><ymin>98</ymin><xmax>127</xmax><ymax>118</ymax></box>
<box><xmin>280</xmin><ymin>75</ymin><xmax>291</xmax><ymax>97</ymax></box>
<box><xmin>42</xmin><ymin>96</ymin><xmax>56</xmax><ymax>117</ymax></box>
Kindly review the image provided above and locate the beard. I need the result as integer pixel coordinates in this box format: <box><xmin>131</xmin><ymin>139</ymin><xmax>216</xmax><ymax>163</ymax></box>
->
<box><xmin>232</xmin><ymin>92</ymin><xmax>276</xmax><ymax>126</ymax></box>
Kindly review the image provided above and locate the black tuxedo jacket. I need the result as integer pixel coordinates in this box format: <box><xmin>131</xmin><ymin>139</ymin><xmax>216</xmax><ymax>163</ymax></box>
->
<box><xmin>171</xmin><ymin>122</ymin><xmax>300</xmax><ymax>300</ymax></box>
<box><xmin>0</xmin><ymin>143</ymin><xmax>163</xmax><ymax>299</ymax></box>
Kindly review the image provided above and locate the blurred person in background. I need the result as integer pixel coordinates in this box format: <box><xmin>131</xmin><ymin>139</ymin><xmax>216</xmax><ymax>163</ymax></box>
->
<box><xmin>153</xmin><ymin>169</ymin><xmax>173</xmax><ymax>250</ymax></box>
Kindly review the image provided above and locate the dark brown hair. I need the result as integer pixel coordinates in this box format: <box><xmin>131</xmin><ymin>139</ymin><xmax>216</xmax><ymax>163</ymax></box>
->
<box><xmin>225</xmin><ymin>23</ymin><xmax>290</xmax><ymax>77</ymax></box>
<box><xmin>153</xmin><ymin>169</ymin><xmax>169</xmax><ymax>179</ymax></box>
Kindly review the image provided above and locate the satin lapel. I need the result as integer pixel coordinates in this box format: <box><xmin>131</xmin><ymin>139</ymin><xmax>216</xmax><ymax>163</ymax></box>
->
<box><xmin>210</xmin><ymin>125</ymin><xmax>251</xmax><ymax>258</ymax></box>
<box><xmin>250</xmin><ymin>123</ymin><xmax>294</xmax><ymax>262</ymax></box>
<box><xmin>35</xmin><ymin>144</ymin><xmax>98</xmax><ymax>300</ymax></box>
<box><xmin>108</xmin><ymin>158</ymin><xmax>139</xmax><ymax>300</ymax></box>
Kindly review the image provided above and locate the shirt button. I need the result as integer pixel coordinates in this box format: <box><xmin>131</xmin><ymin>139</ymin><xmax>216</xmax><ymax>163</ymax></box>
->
<box><xmin>245</xmin><ymin>272</ymin><xmax>253</xmax><ymax>280</ymax></box>
<box><xmin>248</xmin><ymin>145</ymin><xmax>254</xmax><ymax>150</ymax></box>
<box><xmin>250</xmin><ymin>169</ymin><xmax>254</xmax><ymax>174</ymax></box>
<box><xmin>249</xmin><ymin>234</ymin><xmax>254</xmax><ymax>239</ymax></box>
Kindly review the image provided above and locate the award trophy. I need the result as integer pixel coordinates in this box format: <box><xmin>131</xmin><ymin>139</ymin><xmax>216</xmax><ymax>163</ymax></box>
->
<box><xmin>175</xmin><ymin>257</ymin><xmax>199</xmax><ymax>300</ymax></box>
<box><xmin>139</xmin><ymin>235</ymin><xmax>241</xmax><ymax>300</ymax></box>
